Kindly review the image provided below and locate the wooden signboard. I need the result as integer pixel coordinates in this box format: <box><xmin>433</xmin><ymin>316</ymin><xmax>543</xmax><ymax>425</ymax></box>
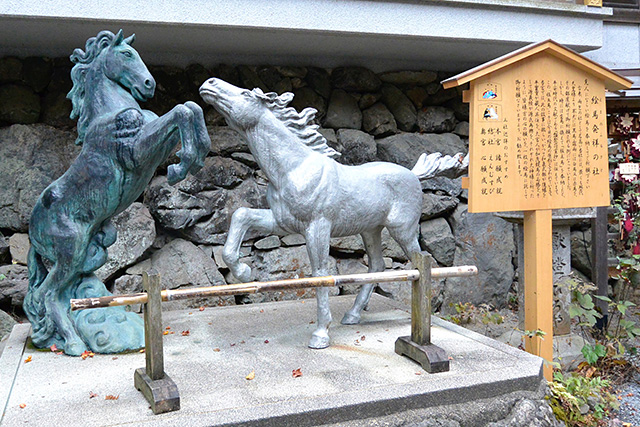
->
<box><xmin>443</xmin><ymin>40</ymin><xmax>632</xmax><ymax>379</ymax></box>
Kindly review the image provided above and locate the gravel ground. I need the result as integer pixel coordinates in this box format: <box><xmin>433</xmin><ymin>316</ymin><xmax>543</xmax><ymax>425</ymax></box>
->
<box><xmin>613</xmin><ymin>380</ymin><xmax>640</xmax><ymax>426</ymax></box>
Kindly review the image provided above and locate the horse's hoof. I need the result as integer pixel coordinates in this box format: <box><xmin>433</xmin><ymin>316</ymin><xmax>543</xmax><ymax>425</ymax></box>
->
<box><xmin>341</xmin><ymin>312</ymin><xmax>361</xmax><ymax>325</ymax></box>
<box><xmin>234</xmin><ymin>263</ymin><xmax>252</xmax><ymax>283</ymax></box>
<box><xmin>167</xmin><ymin>164</ymin><xmax>186</xmax><ymax>185</ymax></box>
<box><xmin>65</xmin><ymin>340</ymin><xmax>88</xmax><ymax>356</ymax></box>
<box><xmin>308</xmin><ymin>331</ymin><xmax>330</xmax><ymax>349</ymax></box>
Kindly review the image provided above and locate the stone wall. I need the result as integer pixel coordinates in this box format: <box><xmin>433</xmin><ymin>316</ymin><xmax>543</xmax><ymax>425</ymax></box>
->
<box><xmin>0</xmin><ymin>57</ymin><xmax>519</xmax><ymax>317</ymax></box>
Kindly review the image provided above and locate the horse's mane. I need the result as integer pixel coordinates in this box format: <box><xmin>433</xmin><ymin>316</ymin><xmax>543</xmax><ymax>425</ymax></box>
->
<box><xmin>253</xmin><ymin>89</ymin><xmax>341</xmax><ymax>159</ymax></box>
<box><xmin>67</xmin><ymin>30</ymin><xmax>119</xmax><ymax>145</ymax></box>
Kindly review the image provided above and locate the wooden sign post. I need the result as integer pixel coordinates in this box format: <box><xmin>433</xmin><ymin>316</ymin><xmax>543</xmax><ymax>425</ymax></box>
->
<box><xmin>443</xmin><ymin>40</ymin><xmax>632</xmax><ymax>379</ymax></box>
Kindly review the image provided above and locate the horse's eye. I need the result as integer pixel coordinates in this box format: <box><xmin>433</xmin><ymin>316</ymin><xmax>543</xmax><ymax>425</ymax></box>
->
<box><xmin>122</xmin><ymin>51</ymin><xmax>133</xmax><ymax>58</ymax></box>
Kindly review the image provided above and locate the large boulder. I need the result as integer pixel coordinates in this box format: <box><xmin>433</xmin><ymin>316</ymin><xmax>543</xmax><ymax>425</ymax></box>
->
<box><xmin>306</xmin><ymin>67</ymin><xmax>332</xmax><ymax>99</ymax></box>
<box><xmin>145</xmin><ymin>175</ymin><xmax>225</xmax><ymax>231</ymax></box>
<box><xmin>420</xmin><ymin>218</ymin><xmax>456</xmax><ymax>267</ymax></box>
<box><xmin>0</xmin><ymin>124</ymin><xmax>80</xmax><ymax>231</ymax></box>
<box><xmin>237</xmin><ymin>245</ymin><xmax>339</xmax><ymax>303</ymax></box>
<box><xmin>8</xmin><ymin>233</ymin><xmax>29</xmax><ymax>265</ymax></box>
<box><xmin>362</xmin><ymin>103</ymin><xmax>397</xmax><ymax>136</ymax></box>
<box><xmin>0</xmin><ymin>309</ymin><xmax>17</xmax><ymax>342</ymax></box>
<box><xmin>0</xmin><ymin>84</ymin><xmax>41</xmax><ymax>124</ymax></box>
<box><xmin>291</xmin><ymin>87</ymin><xmax>327</xmax><ymax>122</ymax></box>
<box><xmin>0</xmin><ymin>264</ymin><xmax>28</xmax><ymax>307</ymax></box>
<box><xmin>443</xmin><ymin>204</ymin><xmax>516</xmax><ymax>312</ymax></box>
<box><xmin>208</xmin><ymin>126</ymin><xmax>248</xmax><ymax>155</ymax></box>
<box><xmin>417</xmin><ymin>106</ymin><xmax>457</xmax><ymax>133</ymax></box>
<box><xmin>376</xmin><ymin>132</ymin><xmax>467</xmax><ymax>169</ymax></box>
<box><xmin>380</xmin><ymin>84</ymin><xmax>416</xmax><ymax>132</ymax></box>
<box><xmin>378</xmin><ymin>70</ymin><xmax>438</xmax><ymax>86</ymax></box>
<box><xmin>95</xmin><ymin>203</ymin><xmax>156</xmax><ymax>282</ymax></box>
<box><xmin>331</xmin><ymin>67</ymin><xmax>381</xmax><ymax>92</ymax></box>
<box><xmin>335</xmin><ymin>129</ymin><xmax>377</xmax><ymax>165</ymax></box>
<box><xmin>324</xmin><ymin>89</ymin><xmax>362</xmax><ymax>130</ymax></box>
<box><xmin>181</xmin><ymin>179</ymin><xmax>268</xmax><ymax>244</ymax></box>
<box><xmin>421</xmin><ymin>192</ymin><xmax>459</xmax><ymax>220</ymax></box>
<box><xmin>126</xmin><ymin>238</ymin><xmax>231</xmax><ymax>310</ymax></box>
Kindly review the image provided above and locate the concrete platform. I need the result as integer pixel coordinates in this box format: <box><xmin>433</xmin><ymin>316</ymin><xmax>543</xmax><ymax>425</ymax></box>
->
<box><xmin>0</xmin><ymin>295</ymin><xmax>543</xmax><ymax>426</ymax></box>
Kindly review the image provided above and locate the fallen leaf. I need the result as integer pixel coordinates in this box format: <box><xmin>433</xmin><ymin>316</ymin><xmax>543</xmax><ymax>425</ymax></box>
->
<box><xmin>188</xmin><ymin>312</ymin><xmax>193</xmax><ymax>315</ymax></box>
<box><xmin>81</xmin><ymin>351</ymin><xmax>95</xmax><ymax>360</ymax></box>
<box><xmin>360</xmin><ymin>335</ymin><xmax>366</xmax><ymax>341</ymax></box>
<box><xmin>105</xmin><ymin>394</ymin><xmax>119</xmax><ymax>400</ymax></box>
<box><xmin>260</xmin><ymin>309</ymin><xmax>264</xmax><ymax>313</ymax></box>
<box><xmin>415</xmin><ymin>372</ymin><xmax>422</xmax><ymax>375</ymax></box>
<box><xmin>163</xmin><ymin>331</ymin><xmax>169</xmax><ymax>336</ymax></box>
<box><xmin>309</xmin><ymin>321</ymin><xmax>315</xmax><ymax>324</ymax></box>
<box><xmin>112</xmin><ymin>357</ymin><xmax>118</xmax><ymax>360</ymax></box>
<box><xmin>199</xmin><ymin>306</ymin><xmax>205</xmax><ymax>311</ymax></box>
<box><xmin>50</xmin><ymin>344</ymin><xmax>57</xmax><ymax>352</ymax></box>
<box><xmin>165</xmin><ymin>326</ymin><xmax>171</xmax><ymax>330</ymax></box>
<box><xmin>181</xmin><ymin>330</ymin><xmax>190</xmax><ymax>336</ymax></box>
<box><xmin>246</xmin><ymin>370</ymin><xmax>255</xmax><ymax>380</ymax></box>
<box><xmin>230</xmin><ymin>343</ymin><xmax>236</xmax><ymax>347</ymax></box>
<box><xmin>240</xmin><ymin>340</ymin><xmax>246</xmax><ymax>344</ymax></box>
<box><xmin>56</xmin><ymin>351</ymin><xmax>63</xmax><ymax>355</ymax></box>
<box><xmin>19</xmin><ymin>403</ymin><xmax>26</xmax><ymax>409</ymax></box>
<box><xmin>89</xmin><ymin>392</ymin><xmax>98</xmax><ymax>399</ymax></box>
<box><xmin>292</xmin><ymin>368</ymin><xmax>302</xmax><ymax>378</ymax></box>
<box><xmin>24</xmin><ymin>356</ymin><xmax>32</xmax><ymax>363</ymax></box>
<box><xmin>140</xmin><ymin>349</ymin><xmax>145</xmax><ymax>353</ymax></box>
<box><xmin>264</xmin><ymin>340</ymin><xmax>269</xmax><ymax>344</ymax></box>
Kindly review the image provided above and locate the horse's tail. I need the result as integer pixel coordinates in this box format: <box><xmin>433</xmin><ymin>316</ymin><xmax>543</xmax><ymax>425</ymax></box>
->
<box><xmin>23</xmin><ymin>245</ymin><xmax>48</xmax><ymax>326</ymax></box>
<box><xmin>411</xmin><ymin>152</ymin><xmax>469</xmax><ymax>181</ymax></box>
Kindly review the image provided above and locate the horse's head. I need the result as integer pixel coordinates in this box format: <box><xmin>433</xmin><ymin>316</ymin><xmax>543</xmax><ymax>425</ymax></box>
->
<box><xmin>200</xmin><ymin>78</ymin><xmax>293</xmax><ymax>132</ymax></box>
<box><xmin>102</xmin><ymin>30</ymin><xmax>156</xmax><ymax>102</ymax></box>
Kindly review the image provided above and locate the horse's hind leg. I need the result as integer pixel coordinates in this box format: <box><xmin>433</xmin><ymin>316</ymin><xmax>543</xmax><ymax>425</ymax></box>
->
<box><xmin>342</xmin><ymin>227</ymin><xmax>384</xmax><ymax>325</ymax></box>
<box><xmin>305</xmin><ymin>218</ymin><xmax>333</xmax><ymax>349</ymax></box>
<box><xmin>37</xmin><ymin>262</ymin><xmax>88</xmax><ymax>355</ymax></box>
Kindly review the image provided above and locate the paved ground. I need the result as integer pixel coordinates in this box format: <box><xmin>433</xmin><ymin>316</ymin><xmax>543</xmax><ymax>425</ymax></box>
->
<box><xmin>0</xmin><ymin>295</ymin><xmax>543</xmax><ymax>426</ymax></box>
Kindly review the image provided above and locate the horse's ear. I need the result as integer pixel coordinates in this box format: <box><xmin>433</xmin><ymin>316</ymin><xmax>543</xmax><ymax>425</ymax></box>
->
<box><xmin>112</xmin><ymin>29</ymin><xmax>125</xmax><ymax>46</ymax></box>
<box><xmin>124</xmin><ymin>34</ymin><xmax>136</xmax><ymax>45</ymax></box>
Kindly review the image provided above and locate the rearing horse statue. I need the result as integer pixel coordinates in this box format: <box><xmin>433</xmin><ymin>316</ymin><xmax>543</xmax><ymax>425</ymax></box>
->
<box><xmin>200</xmin><ymin>78</ymin><xmax>467</xmax><ymax>349</ymax></box>
<box><xmin>23</xmin><ymin>30</ymin><xmax>211</xmax><ymax>355</ymax></box>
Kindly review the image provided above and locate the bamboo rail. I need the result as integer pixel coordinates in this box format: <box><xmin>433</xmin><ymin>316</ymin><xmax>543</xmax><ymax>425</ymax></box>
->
<box><xmin>70</xmin><ymin>265</ymin><xmax>477</xmax><ymax>311</ymax></box>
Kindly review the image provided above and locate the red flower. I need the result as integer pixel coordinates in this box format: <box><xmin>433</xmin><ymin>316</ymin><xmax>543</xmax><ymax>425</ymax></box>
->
<box><xmin>624</xmin><ymin>218</ymin><xmax>634</xmax><ymax>232</ymax></box>
<box><xmin>633</xmin><ymin>244</ymin><xmax>640</xmax><ymax>255</ymax></box>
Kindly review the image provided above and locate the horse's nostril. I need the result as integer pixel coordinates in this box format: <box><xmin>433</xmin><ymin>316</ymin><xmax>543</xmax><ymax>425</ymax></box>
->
<box><xmin>144</xmin><ymin>79</ymin><xmax>153</xmax><ymax>89</ymax></box>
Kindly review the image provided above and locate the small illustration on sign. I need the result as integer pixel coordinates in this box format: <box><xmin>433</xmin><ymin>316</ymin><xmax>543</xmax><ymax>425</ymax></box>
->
<box><xmin>482</xmin><ymin>90</ymin><xmax>498</xmax><ymax>99</ymax></box>
<box><xmin>481</xmin><ymin>104</ymin><xmax>500</xmax><ymax>121</ymax></box>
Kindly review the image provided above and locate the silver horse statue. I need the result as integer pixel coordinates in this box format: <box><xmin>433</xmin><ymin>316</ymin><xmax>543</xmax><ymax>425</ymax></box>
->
<box><xmin>200</xmin><ymin>78</ymin><xmax>467</xmax><ymax>349</ymax></box>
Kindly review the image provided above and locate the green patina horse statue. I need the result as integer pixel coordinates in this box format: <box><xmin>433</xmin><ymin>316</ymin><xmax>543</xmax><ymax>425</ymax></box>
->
<box><xmin>23</xmin><ymin>30</ymin><xmax>211</xmax><ymax>355</ymax></box>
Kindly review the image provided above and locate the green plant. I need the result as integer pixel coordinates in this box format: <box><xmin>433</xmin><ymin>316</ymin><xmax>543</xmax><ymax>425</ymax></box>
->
<box><xmin>0</xmin><ymin>273</ymin><xmax>5</xmax><ymax>281</ymax></box>
<box><xmin>581</xmin><ymin>344</ymin><xmax>606</xmax><ymax>365</ymax></box>
<box><xmin>548</xmin><ymin>371</ymin><xmax>618</xmax><ymax>427</ymax></box>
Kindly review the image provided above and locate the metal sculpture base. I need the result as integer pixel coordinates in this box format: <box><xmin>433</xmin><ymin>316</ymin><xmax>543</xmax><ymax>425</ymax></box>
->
<box><xmin>395</xmin><ymin>336</ymin><xmax>450</xmax><ymax>373</ymax></box>
<box><xmin>134</xmin><ymin>368</ymin><xmax>180</xmax><ymax>414</ymax></box>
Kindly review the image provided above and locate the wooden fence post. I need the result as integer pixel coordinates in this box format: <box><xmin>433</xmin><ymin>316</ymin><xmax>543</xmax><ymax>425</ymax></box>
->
<box><xmin>395</xmin><ymin>252</ymin><xmax>449</xmax><ymax>373</ymax></box>
<box><xmin>133</xmin><ymin>270</ymin><xmax>180</xmax><ymax>414</ymax></box>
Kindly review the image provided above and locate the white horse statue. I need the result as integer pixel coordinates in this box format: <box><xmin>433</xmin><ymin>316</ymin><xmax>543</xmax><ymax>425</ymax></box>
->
<box><xmin>200</xmin><ymin>78</ymin><xmax>468</xmax><ymax>349</ymax></box>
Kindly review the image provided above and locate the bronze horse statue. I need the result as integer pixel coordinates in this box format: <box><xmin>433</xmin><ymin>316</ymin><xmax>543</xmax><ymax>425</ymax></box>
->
<box><xmin>24</xmin><ymin>30</ymin><xmax>211</xmax><ymax>355</ymax></box>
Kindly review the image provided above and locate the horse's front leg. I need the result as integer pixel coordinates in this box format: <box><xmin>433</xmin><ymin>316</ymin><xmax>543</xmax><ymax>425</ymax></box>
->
<box><xmin>223</xmin><ymin>208</ymin><xmax>285</xmax><ymax>282</ymax></box>
<box><xmin>134</xmin><ymin>103</ymin><xmax>210</xmax><ymax>183</ymax></box>
<box><xmin>304</xmin><ymin>218</ymin><xmax>333</xmax><ymax>349</ymax></box>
